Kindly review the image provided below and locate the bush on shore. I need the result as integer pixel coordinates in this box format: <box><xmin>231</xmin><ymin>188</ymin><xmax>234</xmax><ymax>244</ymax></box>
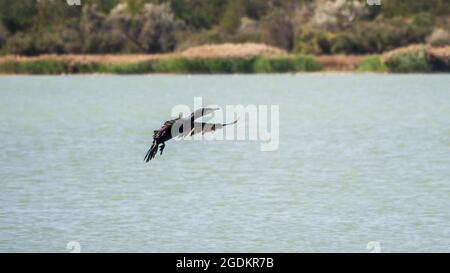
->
<box><xmin>357</xmin><ymin>56</ymin><xmax>387</xmax><ymax>72</ymax></box>
<box><xmin>384</xmin><ymin>52</ymin><xmax>430</xmax><ymax>73</ymax></box>
<box><xmin>3</xmin><ymin>45</ymin><xmax>449</xmax><ymax>74</ymax></box>
<box><xmin>382</xmin><ymin>46</ymin><xmax>431</xmax><ymax>73</ymax></box>
<box><xmin>0</xmin><ymin>55</ymin><xmax>321</xmax><ymax>74</ymax></box>
<box><xmin>427</xmin><ymin>29</ymin><xmax>450</xmax><ymax>47</ymax></box>
<box><xmin>293</xmin><ymin>17</ymin><xmax>432</xmax><ymax>55</ymax></box>
<box><xmin>0</xmin><ymin>59</ymin><xmax>68</xmax><ymax>74</ymax></box>
<box><xmin>153</xmin><ymin>58</ymin><xmax>258</xmax><ymax>73</ymax></box>
<box><xmin>428</xmin><ymin>46</ymin><xmax>450</xmax><ymax>71</ymax></box>
<box><xmin>254</xmin><ymin>55</ymin><xmax>320</xmax><ymax>73</ymax></box>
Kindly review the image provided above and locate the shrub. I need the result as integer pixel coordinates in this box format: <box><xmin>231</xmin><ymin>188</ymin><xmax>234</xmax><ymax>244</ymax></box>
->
<box><xmin>254</xmin><ymin>57</ymin><xmax>291</xmax><ymax>72</ymax></box>
<box><xmin>0</xmin><ymin>23</ymin><xmax>9</xmax><ymax>51</ymax></box>
<box><xmin>228</xmin><ymin>58</ymin><xmax>256</xmax><ymax>73</ymax></box>
<box><xmin>260</xmin><ymin>9</ymin><xmax>294</xmax><ymax>50</ymax></box>
<box><xmin>412</xmin><ymin>13</ymin><xmax>435</xmax><ymax>27</ymax></box>
<box><xmin>293</xmin><ymin>26</ymin><xmax>334</xmax><ymax>54</ymax></box>
<box><xmin>253</xmin><ymin>56</ymin><xmax>320</xmax><ymax>73</ymax></box>
<box><xmin>2</xmin><ymin>32</ymin><xmax>35</xmax><ymax>55</ymax></box>
<box><xmin>0</xmin><ymin>59</ymin><xmax>69</xmax><ymax>74</ymax></box>
<box><xmin>310</xmin><ymin>0</ymin><xmax>368</xmax><ymax>31</ymax></box>
<box><xmin>98</xmin><ymin>61</ymin><xmax>156</xmax><ymax>74</ymax></box>
<box><xmin>0</xmin><ymin>56</ymin><xmax>323</xmax><ymax>74</ymax></box>
<box><xmin>357</xmin><ymin>56</ymin><xmax>387</xmax><ymax>72</ymax></box>
<box><xmin>21</xmin><ymin>60</ymin><xmax>69</xmax><ymax>74</ymax></box>
<box><xmin>291</xmin><ymin>55</ymin><xmax>321</xmax><ymax>71</ymax></box>
<box><xmin>152</xmin><ymin>58</ymin><xmax>255</xmax><ymax>74</ymax></box>
<box><xmin>428</xmin><ymin>46</ymin><xmax>450</xmax><ymax>71</ymax></box>
<box><xmin>109</xmin><ymin>3</ymin><xmax>183</xmax><ymax>53</ymax></box>
<box><xmin>83</xmin><ymin>33</ymin><xmax>131</xmax><ymax>53</ymax></box>
<box><xmin>0</xmin><ymin>61</ymin><xmax>20</xmax><ymax>73</ymax></box>
<box><xmin>81</xmin><ymin>4</ymin><xmax>137</xmax><ymax>53</ymax></box>
<box><xmin>383</xmin><ymin>47</ymin><xmax>431</xmax><ymax>73</ymax></box>
<box><xmin>427</xmin><ymin>29</ymin><xmax>450</xmax><ymax>47</ymax></box>
<box><xmin>220</xmin><ymin>0</ymin><xmax>245</xmax><ymax>34</ymax></box>
<box><xmin>327</xmin><ymin>19</ymin><xmax>430</xmax><ymax>54</ymax></box>
<box><xmin>67</xmin><ymin>62</ymin><xmax>102</xmax><ymax>74</ymax></box>
<box><xmin>330</xmin><ymin>33</ymin><xmax>357</xmax><ymax>54</ymax></box>
<box><xmin>137</xmin><ymin>3</ymin><xmax>183</xmax><ymax>52</ymax></box>
<box><xmin>152</xmin><ymin>58</ymin><xmax>190</xmax><ymax>73</ymax></box>
<box><xmin>3</xmin><ymin>26</ymin><xmax>82</xmax><ymax>55</ymax></box>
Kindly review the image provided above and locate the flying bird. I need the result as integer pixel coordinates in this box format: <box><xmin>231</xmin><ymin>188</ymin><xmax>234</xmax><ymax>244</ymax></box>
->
<box><xmin>144</xmin><ymin>108</ymin><xmax>238</xmax><ymax>162</ymax></box>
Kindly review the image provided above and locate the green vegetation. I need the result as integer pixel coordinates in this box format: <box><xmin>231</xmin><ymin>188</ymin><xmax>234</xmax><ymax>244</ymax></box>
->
<box><xmin>99</xmin><ymin>61</ymin><xmax>155</xmax><ymax>74</ymax></box>
<box><xmin>253</xmin><ymin>56</ymin><xmax>320</xmax><ymax>73</ymax></box>
<box><xmin>152</xmin><ymin>58</ymin><xmax>256</xmax><ymax>73</ymax></box>
<box><xmin>0</xmin><ymin>56</ymin><xmax>321</xmax><ymax>74</ymax></box>
<box><xmin>385</xmin><ymin>54</ymin><xmax>431</xmax><ymax>73</ymax></box>
<box><xmin>384</xmin><ymin>48</ymin><xmax>431</xmax><ymax>73</ymax></box>
<box><xmin>0</xmin><ymin>60</ymin><xmax>68</xmax><ymax>74</ymax></box>
<box><xmin>0</xmin><ymin>0</ymin><xmax>449</xmax><ymax>56</ymax></box>
<box><xmin>0</xmin><ymin>0</ymin><xmax>449</xmax><ymax>74</ymax></box>
<box><xmin>357</xmin><ymin>56</ymin><xmax>387</xmax><ymax>72</ymax></box>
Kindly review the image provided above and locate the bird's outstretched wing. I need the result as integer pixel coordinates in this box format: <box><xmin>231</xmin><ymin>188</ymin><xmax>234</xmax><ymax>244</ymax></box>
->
<box><xmin>188</xmin><ymin>107</ymin><xmax>220</xmax><ymax>121</ymax></box>
<box><xmin>144</xmin><ymin>108</ymin><xmax>238</xmax><ymax>162</ymax></box>
<box><xmin>189</xmin><ymin>120</ymin><xmax>238</xmax><ymax>136</ymax></box>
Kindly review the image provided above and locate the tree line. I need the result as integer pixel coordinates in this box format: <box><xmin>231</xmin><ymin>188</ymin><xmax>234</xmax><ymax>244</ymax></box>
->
<box><xmin>0</xmin><ymin>0</ymin><xmax>449</xmax><ymax>55</ymax></box>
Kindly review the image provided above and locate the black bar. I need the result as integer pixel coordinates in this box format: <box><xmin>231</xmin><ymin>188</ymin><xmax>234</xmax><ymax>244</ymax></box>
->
<box><xmin>0</xmin><ymin>253</ymin><xmax>446</xmax><ymax>272</ymax></box>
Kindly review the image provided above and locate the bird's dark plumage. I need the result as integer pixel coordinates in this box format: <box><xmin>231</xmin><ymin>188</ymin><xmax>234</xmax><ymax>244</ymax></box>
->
<box><xmin>144</xmin><ymin>108</ymin><xmax>237</xmax><ymax>162</ymax></box>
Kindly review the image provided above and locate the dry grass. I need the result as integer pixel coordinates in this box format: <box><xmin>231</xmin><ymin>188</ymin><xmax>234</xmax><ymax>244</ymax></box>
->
<box><xmin>178</xmin><ymin>43</ymin><xmax>287</xmax><ymax>59</ymax></box>
<box><xmin>0</xmin><ymin>43</ymin><xmax>287</xmax><ymax>64</ymax></box>
<box><xmin>0</xmin><ymin>53</ymin><xmax>170</xmax><ymax>64</ymax></box>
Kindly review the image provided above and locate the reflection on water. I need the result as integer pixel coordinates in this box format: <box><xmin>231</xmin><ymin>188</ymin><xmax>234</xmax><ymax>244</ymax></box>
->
<box><xmin>0</xmin><ymin>74</ymin><xmax>449</xmax><ymax>252</ymax></box>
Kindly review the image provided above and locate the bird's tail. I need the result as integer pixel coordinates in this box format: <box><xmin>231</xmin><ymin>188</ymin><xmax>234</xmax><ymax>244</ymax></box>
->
<box><xmin>144</xmin><ymin>141</ymin><xmax>159</xmax><ymax>163</ymax></box>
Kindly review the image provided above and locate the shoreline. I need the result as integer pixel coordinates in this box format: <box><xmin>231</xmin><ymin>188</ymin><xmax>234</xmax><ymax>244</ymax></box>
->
<box><xmin>0</xmin><ymin>71</ymin><xmax>445</xmax><ymax>75</ymax></box>
<box><xmin>0</xmin><ymin>47</ymin><xmax>448</xmax><ymax>74</ymax></box>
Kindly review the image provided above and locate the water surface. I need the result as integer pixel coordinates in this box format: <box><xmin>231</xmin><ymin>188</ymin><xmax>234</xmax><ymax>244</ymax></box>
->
<box><xmin>0</xmin><ymin>74</ymin><xmax>449</xmax><ymax>252</ymax></box>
